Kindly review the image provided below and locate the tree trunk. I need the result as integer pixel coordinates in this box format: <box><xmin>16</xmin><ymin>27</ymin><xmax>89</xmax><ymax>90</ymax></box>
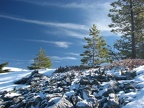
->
<box><xmin>92</xmin><ymin>37</ymin><xmax>95</xmax><ymax>67</ymax></box>
<box><xmin>130</xmin><ymin>0</ymin><xmax>136</xmax><ymax>58</ymax></box>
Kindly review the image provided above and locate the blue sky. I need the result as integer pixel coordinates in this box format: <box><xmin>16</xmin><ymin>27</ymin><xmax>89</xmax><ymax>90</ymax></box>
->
<box><xmin>0</xmin><ymin>0</ymin><xmax>119</xmax><ymax>69</ymax></box>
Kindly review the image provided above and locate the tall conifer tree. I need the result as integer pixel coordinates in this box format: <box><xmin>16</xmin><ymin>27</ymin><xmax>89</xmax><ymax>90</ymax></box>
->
<box><xmin>108</xmin><ymin>0</ymin><xmax>144</xmax><ymax>59</ymax></box>
<box><xmin>80</xmin><ymin>24</ymin><xmax>109</xmax><ymax>67</ymax></box>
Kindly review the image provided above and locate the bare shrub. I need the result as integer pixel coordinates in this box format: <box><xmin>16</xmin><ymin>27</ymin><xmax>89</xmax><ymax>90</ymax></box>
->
<box><xmin>104</xmin><ymin>59</ymin><xmax>144</xmax><ymax>71</ymax></box>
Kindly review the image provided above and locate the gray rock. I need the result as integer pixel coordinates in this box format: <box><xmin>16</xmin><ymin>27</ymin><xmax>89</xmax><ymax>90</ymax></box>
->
<box><xmin>66</xmin><ymin>76</ymin><xmax>71</xmax><ymax>83</ymax></box>
<box><xmin>130</xmin><ymin>71</ymin><xmax>137</xmax><ymax>78</ymax></box>
<box><xmin>86</xmin><ymin>98</ymin><xmax>99</xmax><ymax>107</ymax></box>
<box><xmin>124</xmin><ymin>82</ymin><xmax>135</xmax><ymax>90</ymax></box>
<box><xmin>51</xmin><ymin>96</ymin><xmax>74</xmax><ymax>108</ymax></box>
<box><xmin>96</xmin><ymin>75</ymin><xmax>108</xmax><ymax>82</ymax></box>
<box><xmin>0</xmin><ymin>105</ymin><xmax>5</xmax><ymax>108</ymax></box>
<box><xmin>3</xmin><ymin>101</ymin><xmax>13</xmax><ymax>108</ymax></box>
<box><xmin>76</xmin><ymin>98</ymin><xmax>98</xmax><ymax>108</ymax></box>
<box><xmin>98</xmin><ymin>97</ymin><xmax>108</xmax><ymax>108</ymax></box>
<box><xmin>70</xmin><ymin>95</ymin><xmax>82</xmax><ymax>106</ymax></box>
<box><xmin>79</xmin><ymin>77</ymin><xmax>91</xmax><ymax>85</ymax></box>
<box><xmin>91</xmin><ymin>79</ymin><xmax>99</xmax><ymax>85</ymax></box>
<box><xmin>110</xmin><ymin>81</ymin><xmax>122</xmax><ymax>93</ymax></box>
<box><xmin>13</xmin><ymin>97</ymin><xmax>21</xmax><ymax>104</ymax></box>
<box><xmin>14</xmin><ymin>77</ymin><xmax>28</xmax><ymax>84</ymax></box>
<box><xmin>16</xmin><ymin>100</ymin><xmax>26</xmax><ymax>108</ymax></box>
<box><xmin>115</xmin><ymin>76</ymin><xmax>127</xmax><ymax>80</ymax></box>
<box><xmin>40</xmin><ymin>99</ymin><xmax>48</xmax><ymax>108</ymax></box>
<box><xmin>81</xmin><ymin>89</ymin><xmax>90</xmax><ymax>99</ymax></box>
<box><xmin>14</xmin><ymin>70</ymin><xmax>39</xmax><ymax>84</ymax></box>
<box><xmin>33</xmin><ymin>96</ymin><xmax>42</xmax><ymax>107</ymax></box>
<box><xmin>107</xmin><ymin>93</ymin><xmax>119</xmax><ymax>108</ymax></box>
<box><xmin>46</xmin><ymin>93</ymin><xmax>62</xmax><ymax>101</ymax></box>
<box><xmin>48</xmin><ymin>97</ymin><xmax>61</xmax><ymax>107</ymax></box>
<box><xmin>125</xmin><ymin>71</ymin><xmax>137</xmax><ymax>78</ymax></box>
<box><xmin>52</xmin><ymin>87</ymin><xmax>63</xmax><ymax>93</ymax></box>
<box><xmin>103</xmin><ymin>88</ymin><xmax>115</xmax><ymax>97</ymax></box>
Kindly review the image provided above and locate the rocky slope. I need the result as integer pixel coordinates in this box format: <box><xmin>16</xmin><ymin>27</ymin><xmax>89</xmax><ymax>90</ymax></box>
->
<box><xmin>0</xmin><ymin>66</ymin><xmax>144</xmax><ymax>108</ymax></box>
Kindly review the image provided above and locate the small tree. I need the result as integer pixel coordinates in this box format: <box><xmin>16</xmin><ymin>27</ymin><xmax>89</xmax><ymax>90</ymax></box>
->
<box><xmin>28</xmin><ymin>48</ymin><xmax>52</xmax><ymax>70</ymax></box>
<box><xmin>80</xmin><ymin>24</ymin><xmax>109</xmax><ymax>67</ymax></box>
<box><xmin>0</xmin><ymin>62</ymin><xmax>10</xmax><ymax>73</ymax></box>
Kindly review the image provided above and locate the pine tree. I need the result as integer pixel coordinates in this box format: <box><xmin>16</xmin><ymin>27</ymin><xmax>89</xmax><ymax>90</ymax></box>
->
<box><xmin>28</xmin><ymin>48</ymin><xmax>52</xmax><ymax>70</ymax></box>
<box><xmin>108</xmin><ymin>0</ymin><xmax>144</xmax><ymax>59</ymax></box>
<box><xmin>0</xmin><ymin>62</ymin><xmax>10</xmax><ymax>73</ymax></box>
<box><xmin>80</xmin><ymin>24</ymin><xmax>109</xmax><ymax>67</ymax></box>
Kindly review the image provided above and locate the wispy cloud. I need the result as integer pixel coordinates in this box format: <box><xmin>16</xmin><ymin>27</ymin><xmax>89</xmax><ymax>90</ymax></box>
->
<box><xmin>51</xmin><ymin>56</ymin><xmax>77</xmax><ymax>61</ymax></box>
<box><xmin>14</xmin><ymin>0</ymin><xmax>113</xmax><ymax>33</ymax></box>
<box><xmin>66</xmin><ymin>52</ymin><xmax>80</xmax><ymax>56</ymax></box>
<box><xmin>12</xmin><ymin>0</ymin><xmax>89</xmax><ymax>8</ymax></box>
<box><xmin>13</xmin><ymin>0</ymin><xmax>111</xmax><ymax>10</ymax></box>
<box><xmin>48</xmin><ymin>1</ymin><xmax>113</xmax><ymax>33</ymax></box>
<box><xmin>1</xmin><ymin>0</ymin><xmax>115</xmax><ymax>37</ymax></box>
<box><xmin>45</xmin><ymin>29</ymin><xmax>88</xmax><ymax>39</ymax></box>
<box><xmin>64</xmin><ymin>1</ymin><xmax>114</xmax><ymax>36</ymax></box>
<box><xmin>62</xmin><ymin>29</ymin><xmax>88</xmax><ymax>39</ymax></box>
<box><xmin>27</xmin><ymin>39</ymin><xmax>71</xmax><ymax>48</ymax></box>
<box><xmin>0</xmin><ymin>15</ymin><xmax>88</xmax><ymax>30</ymax></box>
<box><xmin>51</xmin><ymin>41</ymin><xmax>71</xmax><ymax>48</ymax></box>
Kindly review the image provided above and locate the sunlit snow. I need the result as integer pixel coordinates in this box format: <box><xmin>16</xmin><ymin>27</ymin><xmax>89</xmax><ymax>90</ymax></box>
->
<box><xmin>0</xmin><ymin>67</ymin><xmax>55</xmax><ymax>91</ymax></box>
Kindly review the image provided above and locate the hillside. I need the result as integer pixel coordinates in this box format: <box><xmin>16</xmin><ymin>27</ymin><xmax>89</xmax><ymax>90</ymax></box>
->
<box><xmin>0</xmin><ymin>66</ymin><xmax>144</xmax><ymax>108</ymax></box>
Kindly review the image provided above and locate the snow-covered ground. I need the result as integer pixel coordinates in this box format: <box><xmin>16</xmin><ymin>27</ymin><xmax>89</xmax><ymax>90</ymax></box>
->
<box><xmin>0</xmin><ymin>67</ymin><xmax>55</xmax><ymax>91</ymax></box>
<box><xmin>123</xmin><ymin>66</ymin><xmax>144</xmax><ymax>108</ymax></box>
<box><xmin>0</xmin><ymin>66</ymin><xmax>144</xmax><ymax>108</ymax></box>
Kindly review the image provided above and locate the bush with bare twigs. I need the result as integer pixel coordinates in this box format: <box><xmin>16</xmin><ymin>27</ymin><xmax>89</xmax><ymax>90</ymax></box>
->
<box><xmin>105</xmin><ymin>59</ymin><xmax>144</xmax><ymax>71</ymax></box>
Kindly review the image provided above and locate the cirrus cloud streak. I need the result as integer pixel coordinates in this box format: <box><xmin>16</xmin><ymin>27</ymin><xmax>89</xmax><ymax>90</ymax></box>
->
<box><xmin>0</xmin><ymin>15</ymin><xmax>88</xmax><ymax>30</ymax></box>
<box><xmin>51</xmin><ymin>56</ymin><xmax>77</xmax><ymax>61</ymax></box>
<box><xmin>26</xmin><ymin>39</ymin><xmax>71</xmax><ymax>48</ymax></box>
